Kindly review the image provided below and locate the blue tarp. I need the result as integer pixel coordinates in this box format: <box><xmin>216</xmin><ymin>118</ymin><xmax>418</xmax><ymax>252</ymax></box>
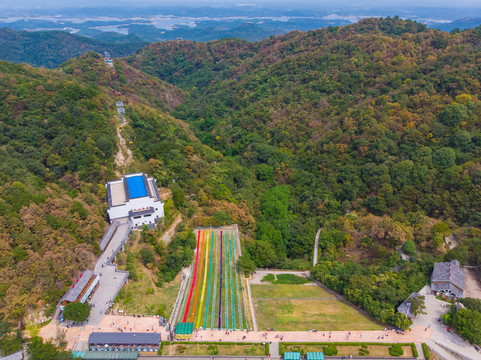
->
<box><xmin>307</xmin><ymin>352</ymin><xmax>325</xmax><ymax>360</ymax></box>
<box><xmin>284</xmin><ymin>352</ymin><xmax>301</xmax><ymax>360</ymax></box>
<box><xmin>127</xmin><ymin>176</ymin><xmax>147</xmax><ymax>198</ymax></box>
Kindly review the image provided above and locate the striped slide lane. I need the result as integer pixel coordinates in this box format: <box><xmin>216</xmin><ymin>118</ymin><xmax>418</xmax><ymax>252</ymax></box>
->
<box><xmin>235</xmin><ymin>228</ymin><xmax>248</xmax><ymax>329</ymax></box>
<box><xmin>190</xmin><ymin>230</ymin><xmax>206</xmax><ymax>323</ymax></box>
<box><xmin>211</xmin><ymin>231</ymin><xmax>218</xmax><ymax>330</ymax></box>
<box><xmin>196</xmin><ymin>230</ymin><xmax>210</xmax><ymax>329</ymax></box>
<box><xmin>224</xmin><ymin>230</ymin><xmax>229</xmax><ymax>329</ymax></box>
<box><xmin>217</xmin><ymin>231</ymin><xmax>223</xmax><ymax>329</ymax></box>
<box><xmin>233</xmin><ymin>229</ymin><xmax>243</xmax><ymax>329</ymax></box>
<box><xmin>182</xmin><ymin>230</ymin><xmax>201</xmax><ymax>322</ymax></box>
<box><xmin>229</xmin><ymin>230</ymin><xmax>236</xmax><ymax>330</ymax></box>
<box><xmin>204</xmin><ymin>230</ymin><xmax>214</xmax><ymax>329</ymax></box>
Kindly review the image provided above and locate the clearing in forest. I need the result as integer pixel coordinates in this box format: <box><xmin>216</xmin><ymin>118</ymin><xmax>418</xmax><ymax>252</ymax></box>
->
<box><xmin>252</xmin><ymin>283</ymin><xmax>382</xmax><ymax>331</ymax></box>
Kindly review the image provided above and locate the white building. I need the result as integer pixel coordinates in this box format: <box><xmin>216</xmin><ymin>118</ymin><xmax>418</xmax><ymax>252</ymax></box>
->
<box><xmin>106</xmin><ymin>173</ymin><xmax>164</xmax><ymax>229</ymax></box>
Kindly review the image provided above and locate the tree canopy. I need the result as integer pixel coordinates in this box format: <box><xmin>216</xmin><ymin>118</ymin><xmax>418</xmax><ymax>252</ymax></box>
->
<box><xmin>62</xmin><ymin>302</ymin><xmax>91</xmax><ymax>323</ymax></box>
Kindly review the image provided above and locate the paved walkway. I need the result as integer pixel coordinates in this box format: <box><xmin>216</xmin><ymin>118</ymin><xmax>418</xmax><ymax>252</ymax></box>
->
<box><xmin>412</xmin><ymin>287</ymin><xmax>481</xmax><ymax>360</ymax></box>
<box><xmin>169</xmin><ymin>265</ymin><xmax>191</xmax><ymax>325</ymax></box>
<box><xmin>88</xmin><ymin>220</ymin><xmax>132</xmax><ymax>325</ymax></box>
<box><xmin>246</xmin><ymin>279</ymin><xmax>258</xmax><ymax>331</ymax></box>
<box><xmin>270</xmin><ymin>341</ymin><xmax>280</xmax><ymax>358</ymax></box>
<box><xmin>313</xmin><ymin>228</ymin><xmax>321</xmax><ymax>267</ymax></box>
<box><xmin>40</xmin><ymin>312</ymin><xmax>433</xmax><ymax>352</ymax></box>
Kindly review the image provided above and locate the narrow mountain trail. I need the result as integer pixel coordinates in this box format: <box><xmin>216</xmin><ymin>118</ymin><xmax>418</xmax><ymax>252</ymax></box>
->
<box><xmin>114</xmin><ymin>121</ymin><xmax>133</xmax><ymax>175</ymax></box>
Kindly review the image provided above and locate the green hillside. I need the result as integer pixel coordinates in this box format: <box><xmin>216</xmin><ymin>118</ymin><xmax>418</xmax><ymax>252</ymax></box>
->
<box><xmin>0</xmin><ymin>51</ymin><xmax>216</xmax><ymax>332</ymax></box>
<box><xmin>130</xmin><ymin>18</ymin><xmax>481</xmax><ymax>231</ymax></box>
<box><xmin>127</xmin><ymin>17</ymin><xmax>481</xmax><ymax>330</ymax></box>
<box><xmin>0</xmin><ymin>28</ymin><xmax>147</xmax><ymax>68</ymax></box>
<box><xmin>2</xmin><ymin>16</ymin><xmax>481</xmax><ymax>349</ymax></box>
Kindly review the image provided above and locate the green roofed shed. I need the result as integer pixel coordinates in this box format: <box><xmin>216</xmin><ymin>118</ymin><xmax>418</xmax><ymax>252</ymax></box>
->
<box><xmin>175</xmin><ymin>322</ymin><xmax>194</xmax><ymax>339</ymax></box>
<box><xmin>284</xmin><ymin>352</ymin><xmax>301</xmax><ymax>360</ymax></box>
<box><xmin>307</xmin><ymin>352</ymin><xmax>325</xmax><ymax>360</ymax></box>
<box><xmin>79</xmin><ymin>352</ymin><xmax>139</xmax><ymax>359</ymax></box>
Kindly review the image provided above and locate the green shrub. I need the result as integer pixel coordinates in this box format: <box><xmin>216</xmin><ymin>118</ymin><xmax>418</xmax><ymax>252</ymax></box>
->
<box><xmin>389</xmin><ymin>344</ymin><xmax>404</xmax><ymax>357</ymax></box>
<box><xmin>262</xmin><ymin>274</ymin><xmax>275</xmax><ymax>283</ymax></box>
<box><xmin>402</xmin><ymin>240</ymin><xmax>416</xmax><ymax>255</ymax></box>
<box><xmin>412</xmin><ymin>343</ymin><xmax>418</xmax><ymax>357</ymax></box>
<box><xmin>274</xmin><ymin>274</ymin><xmax>310</xmax><ymax>284</ymax></box>
<box><xmin>358</xmin><ymin>348</ymin><xmax>369</xmax><ymax>356</ymax></box>
<box><xmin>207</xmin><ymin>345</ymin><xmax>219</xmax><ymax>356</ymax></box>
<box><xmin>422</xmin><ymin>343</ymin><xmax>430</xmax><ymax>360</ymax></box>
<box><xmin>323</xmin><ymin>345</ymin><xmax>338</xmax><ymax>356</ymax></box>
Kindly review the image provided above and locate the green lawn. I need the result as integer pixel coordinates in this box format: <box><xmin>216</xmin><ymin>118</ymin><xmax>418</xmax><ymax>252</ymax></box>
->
<box><xmin>282</xmin><ymin>344</ymin><xmax>414</xmax><ymax>357</ymax></box>
<box><xmin>252</xmin><ymin>284</ymin><xmax>382</xmax><ymax>331</ymax></box>
<box><xmin>162</xmin><ymin>343</ymin><xmax>265</xmax><ymax>356</ymax></box>
<box><xmin>115</xmin><ymin>263</ymin><xmax>182</xmax><ymax>317</ymax></box>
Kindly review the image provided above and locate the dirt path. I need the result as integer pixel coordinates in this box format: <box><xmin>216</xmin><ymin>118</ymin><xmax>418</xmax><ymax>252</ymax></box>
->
<box><xmin>160</xmin><ymin>214</ymin><xmax>182</xmax><ymax>246</ymax></box>
<box><xmin>445</xmin><ymin>235</ymin><xmax>459</xmax><ymax>250</ymax></box>
<box><xmin>465</xmin><ymin>268</ymin><xmax>481</xmax><ymax>299</ymax></box>
<box><xmin>114</xmin><ymin>125</ymin><xmax>133</xmax><ymax>175</ymax></box>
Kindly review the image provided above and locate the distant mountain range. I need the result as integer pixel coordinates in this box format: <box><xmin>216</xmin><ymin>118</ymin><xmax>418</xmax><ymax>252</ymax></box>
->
<box><xmin>429</xmin><ymin>18</ymin><xmax>481</xmax><ymax>32</ymax></box>
<box><xmin>1</xmin><ymin>13</ymin><xmax>481</xmax><ymax>69</ymax></box>
<box><xmin>0</xmin><ymin>28</ymin><xmax>147</xmax><ymax>68</ymax></box>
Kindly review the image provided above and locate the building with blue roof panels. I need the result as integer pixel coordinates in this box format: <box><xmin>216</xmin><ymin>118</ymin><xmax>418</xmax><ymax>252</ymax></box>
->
<box><xmin>126</xmin><ymin>176</ymin><xmax>148</xmax><ymax>198</ymax></box>
<box><xmin>106</xmin><ymin>173</ymin><xmax>164</xmax><ymax>229</ymax></box>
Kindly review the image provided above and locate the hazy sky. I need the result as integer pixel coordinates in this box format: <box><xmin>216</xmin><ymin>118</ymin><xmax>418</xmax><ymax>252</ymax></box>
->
<box><xmin>1</xmin><ymin>0</ymin><xmax>481</xmax><ymax>9</ymax></box>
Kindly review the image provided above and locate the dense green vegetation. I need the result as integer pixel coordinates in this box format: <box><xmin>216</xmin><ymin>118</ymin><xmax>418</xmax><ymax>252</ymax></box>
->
<box><xmin>260</xmin><ymin>273</ymin><xmax>310</xmax><ymax>284</ymax></box>
<box><xmin>442</xmin><ymin>304</ymin><xmax>481</xmax><ymax>345</ymax></box>
<box><xmin>4</xmin><ymin>14</ymin><xmax>481</xmax><ymax>348</ymax></box>
<box><xmin>129</xmin><ymin>17</ymin><xmax>481</xmax><ymax>270</ymax></box>
<box><xmin>127</xmin><ymin>17</ymin><xmax>481</xmax><ymax>332</ymax></box>
<box><xmin>62</xmin><ymin>302</ymin><xmax>91</xmax><ymax>323</ymax></box>
<box><xmin>0</xmin><ymin>28</ymin><xmax>147</xmax><ymax>68</ymax></box>
<box><xmin>27</xmin><ymin>337</ymin><xmax>71</xmax><ymax>360</ymax></box>
<box><xmin>0</xmin><ymin>50</ymin><xmax>214</xmax><ymax>336</ymax></box>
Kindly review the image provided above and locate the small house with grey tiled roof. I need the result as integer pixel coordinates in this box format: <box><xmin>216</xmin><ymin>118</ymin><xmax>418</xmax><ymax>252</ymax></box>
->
<box><xmin>397</xmin><ymin>292</ymin><xmax>419</xmax><ymax>319</ymax></box>
<box><xmin>431</xmin><ymin>259</ymin><xmax>465</xmax><ymax>299</ymax></box>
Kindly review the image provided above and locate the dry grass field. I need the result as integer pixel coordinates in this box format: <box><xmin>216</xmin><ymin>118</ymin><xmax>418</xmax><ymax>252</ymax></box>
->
<box><xmin>252</xmin><ymin>284</ymin><xmax>382</xmax><ymax>331</ymax></box>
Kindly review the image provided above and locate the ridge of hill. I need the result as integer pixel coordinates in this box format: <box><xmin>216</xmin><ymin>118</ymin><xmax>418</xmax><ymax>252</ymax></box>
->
<box><xmin>2</xmin><ymin>16</ymin><xmax>481</xmax><ymax>348</ymax></box>
<box><xmin>126</xmin><ymin>18</ymin><xmax>481</xmax><ymax>330</ymax></box>
<box><xmin>0</xmin><ymin>51</ymin><xmax>219</xmax><ymax>336</ymax></box>
<box><xmin>0</xmin><ymin>28</ymin><xmax>147</xmax><ymax>68</ymax></box>
<box><xmin>129</xmin><ymin>17</ymin><xmax>481</xmax><ymax>228</ymax></box>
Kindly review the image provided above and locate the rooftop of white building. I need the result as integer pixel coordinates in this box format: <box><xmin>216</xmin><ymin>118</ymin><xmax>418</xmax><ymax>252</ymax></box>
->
<box><xmin>106</xmin><ymin>173</ymin><xmax>161</xmax><ymax>208</ymax></box>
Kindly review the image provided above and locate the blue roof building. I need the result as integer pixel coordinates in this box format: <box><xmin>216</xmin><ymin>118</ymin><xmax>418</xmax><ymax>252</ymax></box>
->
<box><xmin>106</xmin><ymin>173</ymin><xmax>164</xmax><ymax>229</ymax></box>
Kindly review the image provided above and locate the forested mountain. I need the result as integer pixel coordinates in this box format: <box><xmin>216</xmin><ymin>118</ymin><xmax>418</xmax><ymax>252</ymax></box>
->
<box><xmin>127</xmin><ymin>17</ymin><xmax>481</xmax><ymax>328</ymax></box>
<box><xmin>0</xmin><ymin>51</ymin><xmax>217</xmax><ymax>335</ymax></box>
<box><xmin>0</xmin><ymin>28</ymin><xmax>147</xmax><ymax>68</ymax></box>
<box><xmin>129</xmin><ymin>18</ymin><xmax>481</xmax><ymax>230</ymax></box>
<box><xmin>3</xmin><ymin>16</ymin><xmax>481</xmax><ymax>346</ymax></box>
